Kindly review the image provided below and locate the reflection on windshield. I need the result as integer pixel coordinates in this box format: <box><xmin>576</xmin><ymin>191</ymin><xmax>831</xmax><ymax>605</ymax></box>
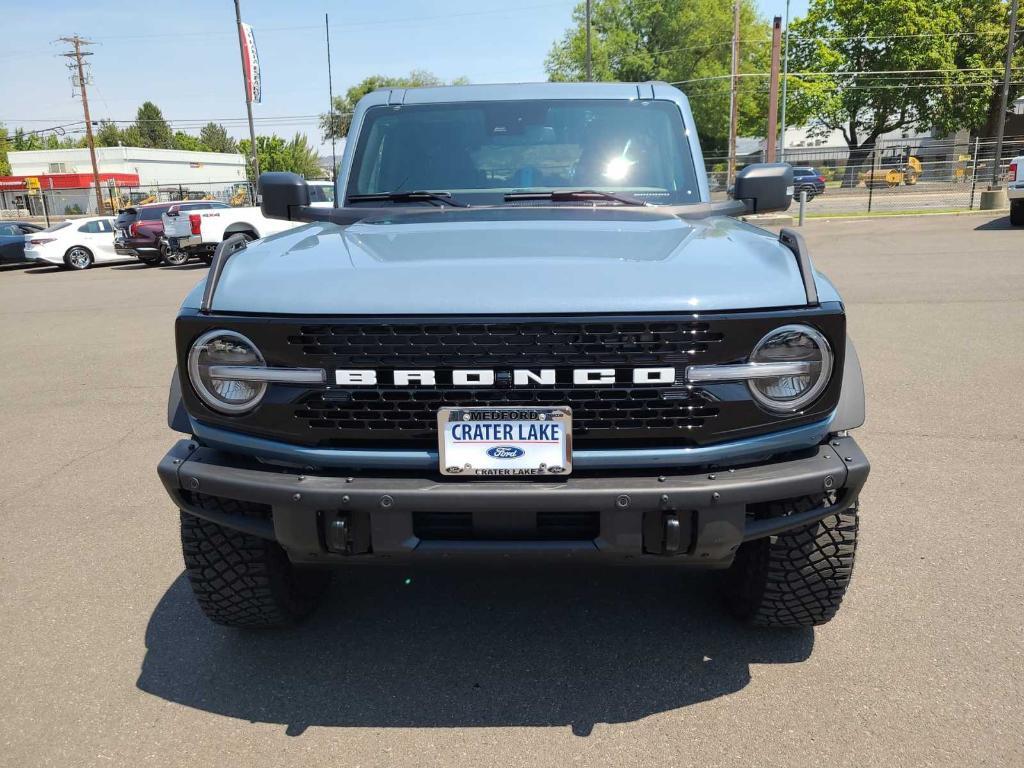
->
<box><xmin>347</xmin><ymin>99</ymin><xmax>700</xmax><ymax>206</ymax></box>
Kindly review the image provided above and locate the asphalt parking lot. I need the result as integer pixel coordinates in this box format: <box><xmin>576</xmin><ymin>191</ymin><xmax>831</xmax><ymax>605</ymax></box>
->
<box><xmin>1</xmin><ymin>213</ymin><xmax>1022</xmax><ymax>767</ymax></box>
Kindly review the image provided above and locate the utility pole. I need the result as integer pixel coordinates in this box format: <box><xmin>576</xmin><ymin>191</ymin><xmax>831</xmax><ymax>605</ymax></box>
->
<box><xmin>727</xmin><ymin>0</ymin><xmax>740</xmax><ymax>188</ymax></box>
<box><xmin>766</xmin><ymin>16</ymin><xmax>782</xmax><ymax>163</ymax></box>
<box><xmin>779</xmin><ymin>0</ymin><xmax>791</xmax><ymax>162</ymax></box>
<box><xmin>234</xmin><ymin>0</ymin><xmax>260</xmax><ymax>184</ymax></box>
<box><xmin>992</xmin><ymin>0</ymin><xmax>1020</xmax><ymax>187</ymax></box>
<box><xmin>59</xmin><ymin>36</ymin><xmax>103</xmax><ymax>215</ymax></box>
<box><xmin>585</xmin><ymin>0</ymin><xmax>593</xmax><ymax>81</ymax></box>
<box><xmin>325</xmin><ymin>13</ymin><xmax>337</xmax><ymax>186</ymax></box>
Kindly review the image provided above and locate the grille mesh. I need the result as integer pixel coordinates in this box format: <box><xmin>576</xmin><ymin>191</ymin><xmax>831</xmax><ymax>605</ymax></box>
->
<box><xmin>296</xmin><ymin>388</ymin><xmax>718</xmax><ymax>436</ymax></box>
<box><xmin>286</xmin><ymin>321</ymin><xmax>723</xmax><ymax>367</ymax></box>
<box><xmin>285</xmin><ymin>320</ymin><xmax>725</xmax><ymax>442</ymax></box>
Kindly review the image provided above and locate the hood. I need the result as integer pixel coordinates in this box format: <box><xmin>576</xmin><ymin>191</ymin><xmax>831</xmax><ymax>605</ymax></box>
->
<box><xmin>203</xmin><ymin>207</ymin><xmax>812</xmax><ymax>315</ymax></box>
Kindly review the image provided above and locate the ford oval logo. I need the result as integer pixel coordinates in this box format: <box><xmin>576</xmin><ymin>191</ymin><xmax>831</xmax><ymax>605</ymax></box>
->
<box><xmin>487</xmin><ymin>446</ymin><xmax>525</xmax><ymax>459</ymax></box>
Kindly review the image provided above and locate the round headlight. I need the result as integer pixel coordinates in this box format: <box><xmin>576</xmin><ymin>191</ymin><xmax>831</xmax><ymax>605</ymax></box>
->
<box><xmin>748</xmin><ymin>324</ymin><xmax>832</xmax><ymax>413</ymax></box>
<box><xmin>187</xmin><ymin>330</ymin><xmax>266</xmax><ymax>414</ymax></box>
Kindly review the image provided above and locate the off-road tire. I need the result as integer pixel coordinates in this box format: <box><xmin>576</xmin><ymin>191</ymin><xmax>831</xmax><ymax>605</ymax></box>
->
<box><xmin>1010</xmin><ymin>199</ymin><xmax>1024</xmax><ymax>226</ymax></box>
<box><xmin>723</xmin><ymin>496</ymin><xmax>858</xmax><ymax>627</ymax></box>
<box><xmin>180</xmin><ymin>510</ymin><xmax>330</xmax><ymax>628</ymax></box>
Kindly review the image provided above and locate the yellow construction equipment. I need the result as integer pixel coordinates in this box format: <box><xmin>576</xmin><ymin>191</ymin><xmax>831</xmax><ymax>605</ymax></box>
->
<box><xmin>862</xmin><ymin>153</ymin><xmax>922</xmax><ymax>188</ymax></box>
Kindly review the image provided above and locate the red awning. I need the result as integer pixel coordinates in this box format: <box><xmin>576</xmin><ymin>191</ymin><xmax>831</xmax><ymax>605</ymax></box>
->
<box><xmin>0</xmin><ymin>172</ymin><xmax>140</xmax><ymax>189</ymax></box>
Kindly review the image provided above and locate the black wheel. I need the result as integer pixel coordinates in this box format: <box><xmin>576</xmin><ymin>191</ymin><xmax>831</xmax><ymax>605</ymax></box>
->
<box><xmin>64</xmin><ymin>246</ymin><xmax>94</xmax><ymax>270</ymax></box>
<box><xmin>139</xmin><ymin>253</ymin><xmax>162</xmax><ymax>266</ymax></box>
<box><xmin>180</xmin><ymin>509</ymin><xmax>330</xmax><ymax>628</ymax></box>
<box><xmin>723</xmin><ymin>496</ymin><xmax>858</xmax><ymax>627</ymax></box>
<box><xmin>1010</xmin><ymin>199</ymin><xmax>1024</xmax><ymax>226</ymax></box>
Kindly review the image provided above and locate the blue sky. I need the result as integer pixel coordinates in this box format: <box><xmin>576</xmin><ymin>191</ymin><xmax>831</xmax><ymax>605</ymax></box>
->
<box><xmin>0</xmin><ymin>0</ymin><xmax>808</xmax><ymax>152</ymax></box>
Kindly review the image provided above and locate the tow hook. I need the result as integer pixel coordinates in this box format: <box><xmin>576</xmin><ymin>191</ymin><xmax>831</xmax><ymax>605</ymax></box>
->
<box><xmin>325</xmin><ymin>515</ymin><xmax>352</xmax><ymax>554</ymax></box>
<box><xmin>663</xmin><ymin>513</ymin><xmax>682</xmax><ymax>554</ymax></box>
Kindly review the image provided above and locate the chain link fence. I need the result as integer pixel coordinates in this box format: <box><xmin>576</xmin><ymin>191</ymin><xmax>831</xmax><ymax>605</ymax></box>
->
<box><xmin>0</xmin><ymin>180</ymin><xmax>257</xmax><ymax>225</ymax></box>
<box><xmin>706</xmin><ymin>135</ymin><xmax>1024</xmax><ymax>216</ymax></box>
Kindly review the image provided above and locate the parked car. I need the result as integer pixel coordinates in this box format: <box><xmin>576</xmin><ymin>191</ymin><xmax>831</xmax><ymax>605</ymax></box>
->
<box><xmin>0</xmin><ymin>221</ymin><xmax>43</xmax><ymax>264</ymax></box>
<box><xmin>1008</xmin><ymin>156</ymin><xmax>1024</xmax><ymax>225</ymax></box>
<box><xmin>25</xmin><ymin>217</ymin><xmax>120</xmax><ymax>270</ymax></box>
<box><xmin>160</xmin><ymin>203</ymin><xmax>300</xmax><ymax>265</ymax></box>
<box><xmin>791</xmin><ymin>166</ymin><xmax>827</xmax><ymax>200</ymax></box>
<box><xmin>115</xmin><ymin>201</ymin><xmax>230</xmax><ymax>265</ymax></box>
<box><xmin>158</xmin><ymin>82</ymin><xmax>869</xmax><ymax>630</ymax></box>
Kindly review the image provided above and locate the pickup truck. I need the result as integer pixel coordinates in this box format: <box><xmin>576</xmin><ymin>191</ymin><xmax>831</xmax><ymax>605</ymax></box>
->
<box><xmin>1008</xmin><ymin>156</ymin><xmax>1024</xmax><ymax>225</ymax></box>
<box><xmin>160</xmin><ymin>181</ymin><xmax>335</xmax><ymax>265</ymax></box>
<box><xmin>158</xmin><ymin>82</ymin><xmax>869</xmax><ymax>630</ymax></box>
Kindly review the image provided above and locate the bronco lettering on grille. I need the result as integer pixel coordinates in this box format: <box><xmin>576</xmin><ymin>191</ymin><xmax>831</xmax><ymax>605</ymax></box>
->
<box><xmin>334</xmin><ymin>368</ymin><xmax>678</xmax><ymax>386</ymax></box>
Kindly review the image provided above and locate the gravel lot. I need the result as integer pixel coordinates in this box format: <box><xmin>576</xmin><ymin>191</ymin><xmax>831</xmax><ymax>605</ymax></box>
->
<box><xmin>1</xmin><ymin>212</ymin><xmax>1021</xmax><ymax>767</ymax></box>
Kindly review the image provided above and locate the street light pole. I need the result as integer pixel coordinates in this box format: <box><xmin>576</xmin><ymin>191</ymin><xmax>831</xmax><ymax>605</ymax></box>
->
<box><xmin>585</xmin><ymin>0</ymin><xmax>593</xmax><ymax>81</ymax></box>
<box><xmin>779</xmin><ymin>0</ymin><xmax>791</xmax><ymax>162</ymax></box>
<box><xmin>992</xmin><ymin>0</ymin><xmax>1019</xmax><ymax>187</ymax></box>
<box><xmin>727</xmin><ymin>0</ymin><xmax>740</xmax><ymax>188</ymax></box>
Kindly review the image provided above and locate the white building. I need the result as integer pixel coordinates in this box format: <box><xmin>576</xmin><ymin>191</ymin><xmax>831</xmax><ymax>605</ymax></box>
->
<box><xmin>8</xmin><ymin>146</ymin><xmax>246</xmax><ymax>186</ymax></box>
<box><xmin>2</xmin><ymin>147</ymin><xmax>247</xmax><ymax>215</ymax></box>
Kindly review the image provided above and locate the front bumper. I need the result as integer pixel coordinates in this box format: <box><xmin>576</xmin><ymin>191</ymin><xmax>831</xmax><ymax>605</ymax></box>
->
<box><xmin>158</xmin><ymin>435</ymin><xmax>869</xmax><ymax>567</ymax></box>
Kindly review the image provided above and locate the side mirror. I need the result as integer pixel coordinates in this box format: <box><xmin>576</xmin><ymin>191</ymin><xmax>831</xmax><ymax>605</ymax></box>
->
<box><xmin>732</xmin><ymin>163</ymin><xmax>793</xmax><ymax>214</ymax></box>
<box><xmin>259</xmin><ymin>172</ymin><xmax>310</xmax><ymax>220</ymax></box>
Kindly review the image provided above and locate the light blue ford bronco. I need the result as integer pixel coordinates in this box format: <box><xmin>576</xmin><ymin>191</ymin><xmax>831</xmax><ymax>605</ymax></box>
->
<box><xmin>158</xmin><ymin>82</ymin><xmax>869</xmax><ymax>628</ymax></box>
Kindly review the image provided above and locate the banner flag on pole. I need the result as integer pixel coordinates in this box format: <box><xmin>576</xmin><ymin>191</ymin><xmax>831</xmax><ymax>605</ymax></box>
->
<box><xmin>239</xmin><ymin>22</ymin><xmax>262</xmax><ymax>104</ymax></box>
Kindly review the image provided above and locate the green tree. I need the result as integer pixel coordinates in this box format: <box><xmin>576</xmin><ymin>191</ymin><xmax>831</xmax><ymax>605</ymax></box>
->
<box><xmin>320</xmin><ymin>70</ymin><xmax>469</xmax><ymax>140</ymax></box>
<box><xmin>12</xmin><ymin>128</ymin><xmax>43</xmax><ymax>151</ymax></box>
<box><xmin>94</xmin><ymin>120</ymin><xmax>123</xmax><ymax>147</ymax></box>
<box><xmin>939</xmin><ymin>0</ymin><xmax>1024</xmax><ymax>138</ymax></box>
<box><xmin>199</xmin><ymin>122</ymin><xmax>238</xmax><ymax>153</ymax></box>
<box><xmin>120</xmin><ymin>125</ymin><xmax>144</xmax><ymax>147</ymax></box>
<box><xmin>172</xmin><ymin>131</ymin><xmax>206</xmax><ymax>151</ymax></box>
<box><xmin>545</xmin><ymin>0</ymin><xmax>772</xmax><ymax>154</ymax></box>
<box><xmin>239</xmin><ymin>133</ymin><xmax>324</xmax><ymax>182</ymax></box>
<box><xmin>133</xmin><ymin>101</ymin><xmax>173</xmax><ymax>148</ymax></box>
<box><xmin>0</xmin><ymin>125</ymin><xmax>11</xmax><ymax>176</ymax></box>
<box><xmin>786</xmin><ymin>0</ymin><xmax>987</xmax><ymax>185</ymax></box>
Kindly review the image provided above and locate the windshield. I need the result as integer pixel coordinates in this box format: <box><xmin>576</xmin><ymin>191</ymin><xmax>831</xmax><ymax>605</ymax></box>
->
<box><xmin>42</xmin><ymin>222</ymin><xmax>72</xmax><ymax>233</ymax></box>
<box><xmin>346</xmin><ymin>99</ymin><xmax>700</xmax><ymax>206</ymax></box>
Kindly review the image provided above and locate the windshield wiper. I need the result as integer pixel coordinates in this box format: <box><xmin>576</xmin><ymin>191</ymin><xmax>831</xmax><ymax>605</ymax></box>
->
<box><xmin>503</xmin><ymin>189</ymin><xmax>649</xmax><ymax>206</ymax></box>
<box><xmin>347</xmin><ymin>191</ymin><xmax>469</xmax><ymax>207</ymax></box>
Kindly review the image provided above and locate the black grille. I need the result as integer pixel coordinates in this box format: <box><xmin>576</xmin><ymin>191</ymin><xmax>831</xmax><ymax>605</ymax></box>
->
<box><xmin>296</xmin><ymin>387</ymin><xmax>718</xmax><ymax>438</ymax></box>
<box><xmin>175</xmin><ymin>309</ymin><xmax>846</xmax><ymax>449</ymax></box>
<box><xmin>286</xmin><ymin>320</ymin><xmax>723</xmax><ymax>367</ymax></box>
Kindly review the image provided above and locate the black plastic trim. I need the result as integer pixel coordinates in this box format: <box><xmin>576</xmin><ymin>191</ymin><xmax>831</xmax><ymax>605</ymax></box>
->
<box><xmin>779</xmin><ymin>228</ymin><xmax>819</xmax><ymax>306</ymax></box>
<box><xmin>200</xmin><ymin>234</ymin><xmax>249</xmax><ymax>314</ymax></box>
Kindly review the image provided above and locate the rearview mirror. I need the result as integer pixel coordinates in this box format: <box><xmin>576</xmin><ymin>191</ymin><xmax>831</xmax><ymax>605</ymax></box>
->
<box><xmin>732</xmin><ymin>163</ymin><xmax>793</xmax><ymax>214</ymax></box>
<box><xmin>259</xmin><ymin>172</ymin><xmax>310</xmax><ymax>220</ymax></box>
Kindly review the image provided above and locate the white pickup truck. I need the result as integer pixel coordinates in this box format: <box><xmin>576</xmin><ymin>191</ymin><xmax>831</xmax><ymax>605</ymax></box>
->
<box><xmin>1008</xmin><ymin>156</ymin><xmax>1024</xmax><ymax>225</ymax></box>
<box><xmin>161</xmin><ymin>180</ymin><xmax>335</xmax><ymax>264</ymax></box>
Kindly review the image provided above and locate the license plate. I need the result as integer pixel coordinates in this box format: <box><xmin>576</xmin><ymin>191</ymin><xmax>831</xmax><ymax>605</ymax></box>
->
<box><xmin>438</xmin><ymin>406</ymin><xmax>572</xmax><ymax>477</ymax></box>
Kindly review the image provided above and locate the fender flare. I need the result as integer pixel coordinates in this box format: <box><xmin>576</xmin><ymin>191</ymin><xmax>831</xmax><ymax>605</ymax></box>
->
<box><xmin>833</xmin><ymin>336</ymin><xmax>866</xmax><ymax>431</ymax></box>
<box><xmin>223</xmin><ymin>222</ymin><xmax>259</xmax><ymax>239</ymax></box>
<box><xmin>167</xmin><ymin>367</ymin><xmax>191</xmax><ymax>433</ymax></box>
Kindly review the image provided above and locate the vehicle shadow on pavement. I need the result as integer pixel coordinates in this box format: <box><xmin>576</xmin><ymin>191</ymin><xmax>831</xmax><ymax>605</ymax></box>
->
<box><xmin>974</xmin><ymin>216</ymin><xmax>1014</xmax><ymax>230</ymax></box>
<box><xmin>137</xmin><ymin>566</ymin><xmax>813</xmax><ymax>737</ymax></box>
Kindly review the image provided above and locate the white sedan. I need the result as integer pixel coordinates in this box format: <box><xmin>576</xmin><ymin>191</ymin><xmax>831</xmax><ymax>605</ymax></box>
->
<box><xmin>26</xmin><ymin>217</ymin><xmax>120</xmax><ymax>270</ymax></box>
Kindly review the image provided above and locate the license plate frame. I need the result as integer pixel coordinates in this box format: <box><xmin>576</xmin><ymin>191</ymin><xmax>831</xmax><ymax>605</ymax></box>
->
<box><xmin>437</xmin><ymin>406</ymin><xmax>572</xmax><ymax>477</ymax></box>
